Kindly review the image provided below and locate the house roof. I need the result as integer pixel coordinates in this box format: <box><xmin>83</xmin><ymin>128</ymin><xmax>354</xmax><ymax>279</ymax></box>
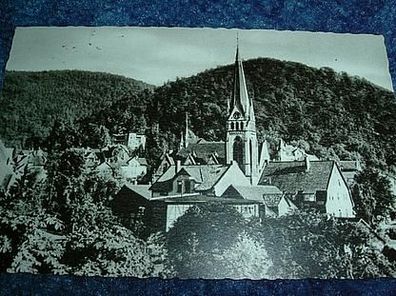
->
<box><xmin>259</xmin><ymin>160</ymin><xmax>335</xmax><ymax>194</ymax></box>
<box><xmin>177</xmin><ymin>141</ymin><xmax>225</xmax><ymax>163</ymax></box>
<box><xmin>137</xmin><ymin>158</ymin><xmax>148</xmax><ymax>166</ymax></box>
<box><xmin>124</xmin><ymin>184</ymin><xmax>152</xmax><ymax>200</ymax></box>
<box><xmin>125</xmin><ymin>157</ymin><xmax>148</xmax><ymax>166</ymax></box>
<box><xmin>150</xmin><ymin>164</ymin><xmax>228</xmax><ymax>192</ymax></box>
<box><xmin>228</xmin><ymin>185</ymin><xmax>282</xmax><ymax>202</ymax></box>
<box><xmin>161</xmin><ymin>195</ymin><xmax>260</xmax><ymax>205</ymax></box>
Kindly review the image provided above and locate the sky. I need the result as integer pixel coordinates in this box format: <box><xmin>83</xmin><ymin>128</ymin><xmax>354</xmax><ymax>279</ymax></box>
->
<box><xmin>5</xmin><ymin>27</ymin><xmax>394</xmax><ymax>90</ymax></box>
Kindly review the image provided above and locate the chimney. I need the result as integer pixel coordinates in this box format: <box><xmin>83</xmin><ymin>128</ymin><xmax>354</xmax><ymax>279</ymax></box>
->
<box><xmin>176</xmin><ymin>160</ymin><xmax>182</xmax><ymax>173</ymax></box>
<box><xmin>304</xmin><ymin>156</ymin><xmax>310</xmax><ymax>172</ymax></box>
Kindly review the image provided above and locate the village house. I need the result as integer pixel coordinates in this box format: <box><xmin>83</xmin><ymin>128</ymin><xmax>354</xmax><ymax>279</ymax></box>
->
<box><xmin>113</xmin><ymin>132</ymin><xmax>146</xmax><ymax>151</ymax></box>
<box><xmin>221</xmin><ymin>184</ymin><xmax>298</xmax><ymax>218</ymax></box>
<box><xmin>112</xmin><ymin>182</ymin><xmax>262</xmax><ymax>233</ymax></box>
<box><xmin>275</xmin><ymin>139</ymin><xmax>319</xmax><ymax>162</ymax></box>
<box><xmin>259</xmin><ymin>158</ymin><xmax>355</xmax><ymax>218</ymax></box>
<box><xmin>120</xmin><ymin>156</ymin><xmax>148</xmax><ymax>182</ymax></box>
<box><xmin>150</xmin><ymin>160</ymin><xmax>250</xmax><ymax>198</ymax></box>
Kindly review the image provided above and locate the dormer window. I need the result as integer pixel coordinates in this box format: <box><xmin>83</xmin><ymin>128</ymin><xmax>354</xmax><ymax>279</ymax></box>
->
<box><xmin>177</xmin><ymin>180</ymin><xmax>183</xmax><ymax>193</ymax></box>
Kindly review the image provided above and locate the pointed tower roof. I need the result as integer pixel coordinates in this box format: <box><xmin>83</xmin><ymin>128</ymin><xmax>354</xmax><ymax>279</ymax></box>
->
<box><xmin>230</xmin><ymin>40</ymin><xmax>253</xmax><ymax>120</ymax></box>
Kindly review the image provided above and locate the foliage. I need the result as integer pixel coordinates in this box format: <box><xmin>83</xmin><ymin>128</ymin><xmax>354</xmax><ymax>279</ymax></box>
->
<box><xmin>146</xmin><ymin>58</ymin><xmax>396</xmax><ymax>174</ymax></box>
<box><xmin>352</xmin><ymin>168</ymin><xmax>396</xmax><ymax>226</ymax></box>
<box><xmin>0</xmin><ymin>70</ymin><xmax>153</xmax><ymax>147</ymax></box>
<box><xmin>255</xmin><ymin>210</ymin><xmax>395</xmax><ymax>279</ymax></box>
<box><xmin>0</xmin><ymin>149</ymin><xmax>169</xmax><ymax>277</ymax></box>
<box><xmin>167</xmin><ymin>203</ymin><xmax>272</xmax><ymax>279</ymax></box>
<box><xmin>167</xmin><ymin>205</ymin><xmax>395</xmax><ymax>279</ymax></box>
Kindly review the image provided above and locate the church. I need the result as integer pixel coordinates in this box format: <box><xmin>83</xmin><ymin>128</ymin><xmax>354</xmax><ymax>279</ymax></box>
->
<box><xmin>113</xmin><ymin>43</ymin><xmax>356</xmax><ymax>233</ymax></box>
<box><xmin>155</xmin><ymin>44</ymin><xmax>268</xmax><ymax>186</ymax></box>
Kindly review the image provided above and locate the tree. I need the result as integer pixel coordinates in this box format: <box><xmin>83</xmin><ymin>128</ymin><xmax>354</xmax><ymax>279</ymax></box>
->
<box><xmin>166</xmin><ymin>203</ymin><xmax>269</xmax><ymax>279</ymax></box>
<box><xmin>352</xmin><ymin>168</ymin><xmax>395</xmax><ymax>225</ymax></box>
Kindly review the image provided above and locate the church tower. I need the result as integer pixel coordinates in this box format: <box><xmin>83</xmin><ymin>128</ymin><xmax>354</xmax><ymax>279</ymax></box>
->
<box><xmin>225</xmin><ymin>41</ymin><xmax>259</xmax><ymax>185</ymax></box>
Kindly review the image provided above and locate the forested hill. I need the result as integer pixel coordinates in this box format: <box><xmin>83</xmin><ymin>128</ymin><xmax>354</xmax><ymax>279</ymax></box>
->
<box><xmin>147</xmin><ymin>58</ymin><xmax>396</xmax><ymax>173</ymax></box>
<box><xmin>0</xmin><ymin>70</ymin><xmax>154</xmax><ymax>146</ymax></box>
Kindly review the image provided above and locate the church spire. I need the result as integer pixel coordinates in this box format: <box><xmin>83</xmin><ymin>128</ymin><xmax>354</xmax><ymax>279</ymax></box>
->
<box><xmin>230</xmin><ymin>35</ymin><xmax>251</xmax><ymax>119</ymax></box>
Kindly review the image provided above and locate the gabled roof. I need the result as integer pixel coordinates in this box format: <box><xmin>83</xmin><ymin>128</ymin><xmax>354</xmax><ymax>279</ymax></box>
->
<box><xmin>124</xmin><ymin>184</ymin><xmax>152</xmax><ymax>200</ymax></box>
<box><xmin>194</xmin><ymin>165</ymin><xmax>229</xmax><ymax>191</ymax></box>
<box><xmin>125</xmin><ymin>157</ymin><xmax>148</xmax><ymax>166</ymax></box>
<box><xmin>226</xmin><ymin>185</ymin><xmax>282</xmax><ymax>202</ymax></box>
<box><xmin>150</xmin><ymin>164</ymin><xmax>229</xmax><ymax>193</ymax></box>
<box><xmin>259</xmin><ymin>160</ymin><xmax>335</xmax><ymax>194</ymax></box>
<box><xmin>177</xmin><ymin>141</ymin><xmax>225</xmax><ymax>163</ymax></box>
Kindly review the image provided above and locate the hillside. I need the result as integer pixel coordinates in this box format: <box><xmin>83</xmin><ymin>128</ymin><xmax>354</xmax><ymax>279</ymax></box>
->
<box><xmin>0</xmin><ymin>70</ymin><xmax>154</xmax><ymax>147</ymax></box>
<box><xmin>145</xmin><ymin>58</ymin><xmax>396</xmax><ymax>173</ymax></box>
<box><xmin>1</xmin><ymin>60</ymin><xmax>395</xmax><ymax>173</ymax></box>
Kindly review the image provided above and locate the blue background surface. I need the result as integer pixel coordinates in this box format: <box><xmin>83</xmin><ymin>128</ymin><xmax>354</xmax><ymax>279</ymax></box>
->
<box><xmin>1</xmin><ymin>0</ymin><xmax>396</xmax><ymax>294</ymax></box>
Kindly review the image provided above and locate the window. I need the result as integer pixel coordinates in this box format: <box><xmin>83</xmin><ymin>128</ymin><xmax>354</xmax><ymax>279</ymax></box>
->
<box><xmin>240</xmin><ymin>122</ymin><xmax>244</xmax><ymax>130</ymax></box>
<box><xmin>177</xmin><ymin>180</ymin><xmax>183</xmax><ymax>193</ymax></box>
<box><xmin>185</xmin><ymin>180</ymin><xmax>191</xmax><ymax>193</ymax></box>
<box><xmin>231</xmin><ymin>122</ymin><xmax>234</xmax><ymax>130</ymax></box>
<box><xmin>233</xmin><ymin>136</ymin><xmax>244</xmax><ymax>169</ymax></box>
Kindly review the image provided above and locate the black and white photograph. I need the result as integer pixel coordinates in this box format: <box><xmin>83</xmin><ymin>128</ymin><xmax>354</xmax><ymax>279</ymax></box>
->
<box><xmin>0</xmin><ymin>27</ymin><xmax>395</xmax><ymax>279</ymax></box>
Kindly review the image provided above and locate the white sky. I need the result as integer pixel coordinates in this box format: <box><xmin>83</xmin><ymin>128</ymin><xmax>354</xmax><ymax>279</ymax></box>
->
<box><xmin>6</xmin><ymin>27</ymin><xmax>393</xmax><ymax>91</ymax></box>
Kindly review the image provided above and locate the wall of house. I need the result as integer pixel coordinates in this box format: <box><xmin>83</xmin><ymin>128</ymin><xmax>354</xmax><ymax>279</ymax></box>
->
<box><xmin>326</xmin><ymin>165</ymin><xmax>355</xmax><ymax>218</ymax></box>
<box><xmin>121</xmin><ymin>162</ymin><xmax>147</xmax><ymax>180</ymax></box>
<box><xmin>278</xmin><ymin>197</ymin><xmax>298</xmax><ymax>216</ymax></box>
<box><xmin>213</xmin><ymin>163</ymin><xmax>250</xmax><ymax>196</ymax></box>
<box><xmin>166</xmin><ymin>203</ymin><xmax>194</xmax><ymax>231</ymax></box>
<box><xmin>232</xmin><ymin>204</ymin><xmax>259</xmax><ymax>219</ymax></box>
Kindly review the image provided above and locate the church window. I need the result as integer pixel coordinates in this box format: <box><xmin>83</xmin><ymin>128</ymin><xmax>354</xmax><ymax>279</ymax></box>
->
<box><xmin>231</xmin><ymin>122</ymin><xmax>234</xmax><ymax>130</ymax></box>
<box><xmin>249</xmin><ymin>139</ymin><xmax>253</xmax><ymax>174</ymax></box>
<box><xmin>233</xmin><ymin>136</ymin><xmax>244</xmax><ymax>170</ymax></box>
<box><xmin>235</xmin><ymin>122</ymin><xmax>239</xmax><ymax>130</ymax></box>
<box><xmin>240</xmin><ymin>122</ymin><xmax>244</xmax><ymax>130</ymax></box>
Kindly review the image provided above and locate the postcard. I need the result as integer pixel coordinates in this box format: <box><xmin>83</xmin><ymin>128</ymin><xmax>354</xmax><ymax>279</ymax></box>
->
<box><xmin>0</xmin><ymin>27</ymin><xmax>395</xmax><ymax>279</ymax></box>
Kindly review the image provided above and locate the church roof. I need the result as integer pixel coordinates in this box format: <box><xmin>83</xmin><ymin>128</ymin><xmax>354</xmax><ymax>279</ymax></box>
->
<box><xmin>177</xmin><ymin>141</ymin><xmax>225</xmax><ymax>163</ymax></box>
<box><xmin>259</xmin><ymin>160</ymin><xmax>335</xmax><ymax>194</ymax></box>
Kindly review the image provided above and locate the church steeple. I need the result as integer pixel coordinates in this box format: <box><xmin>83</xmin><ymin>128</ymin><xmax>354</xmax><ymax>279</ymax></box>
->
<box><xmin>225</xmin><ymin>37</ymin><xmax>259</xmax><ymax>185</ymax></box>
<box><xmin>229</xmin><ymin>39</ymin><xmax>253</xmax><ymax>122</ymax></box>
